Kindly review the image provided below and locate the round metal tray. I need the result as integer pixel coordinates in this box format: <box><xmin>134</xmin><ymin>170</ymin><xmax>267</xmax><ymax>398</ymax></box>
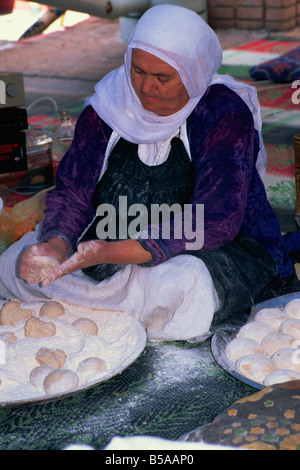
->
<box><xmin>211</xmin><ymin>292</ymin><xmax>300</xmax><ymax>390</ymax></box>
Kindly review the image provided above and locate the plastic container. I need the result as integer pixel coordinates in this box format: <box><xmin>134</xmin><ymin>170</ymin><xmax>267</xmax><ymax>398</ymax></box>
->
<box><xmin>51</xmin><ymin>110</ymin><xmax>74</xmax><ymax>180</ymax></box>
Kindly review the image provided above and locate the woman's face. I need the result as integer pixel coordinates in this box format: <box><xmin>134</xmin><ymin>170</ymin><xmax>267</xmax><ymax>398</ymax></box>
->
<box><xmin>131</xmin><ymin>48</ymin><xmax>190</xmax><ymax>116</ymax></box>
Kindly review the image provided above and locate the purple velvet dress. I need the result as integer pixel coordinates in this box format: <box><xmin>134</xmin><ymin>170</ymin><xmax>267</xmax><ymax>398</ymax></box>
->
<box><xmin>39</xmin><ymin>84</ymin><xmax>300</xmax><ymax>324</ymax></box>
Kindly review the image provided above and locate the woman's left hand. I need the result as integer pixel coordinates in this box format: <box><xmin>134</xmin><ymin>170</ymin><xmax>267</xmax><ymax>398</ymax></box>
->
<box><xmin>41</xmin><ymin>239</ymin><xmax>153</xmax><ymax>287</ymax></box>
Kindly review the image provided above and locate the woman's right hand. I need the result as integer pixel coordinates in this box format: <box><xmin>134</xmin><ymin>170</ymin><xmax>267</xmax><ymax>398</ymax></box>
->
<box><xmin>17</xmin><ymin>238</ymin><xmax>69</xmax><ymax>284</ymax></box>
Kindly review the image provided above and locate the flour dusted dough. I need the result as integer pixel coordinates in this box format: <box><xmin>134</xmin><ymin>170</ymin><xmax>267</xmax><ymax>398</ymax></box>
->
<box><xmin>29</xmin><ymin>365</ymin><xmax>55</xmax><ymax>388</ymax></box>
<box><xmin>261</xmin><ymin>332</ymin><xmax>296</xmax><ymax>357</ymax></box>
<box><xmin>236</xmin><ymin>353</ymin><xmax>276</xmax><ymax>384</ymax></box>
<box><xmin>72</xmin><ymin>318</ymin><xmax>98</xmax><ymax>335</ymax></box>
<box><xmin>0</xmin><ymin>301</ymin><xmax>32</xmax><ymax>326</ymax></box>
<box><xmin>0</xmin><ymin>332</ymin><xmax>17</xmax><ymax>345</ymax></box>
<box><xmin>24</xmin><ymin>317</ymin><xmax>56</xmax><ymax>339</ymax></box>
<box><xmin>254</xmin><ymin>308</ymin><xmax>286</xmax><ymax>330</ymax></box>
<box><xmin>225</xmin><ymin>337</ymin><xmax>264</xmax><ymax>362</ymax></box>
<box><xmin>24</xmin><ymin>255</ymin><xmax>59</xmax><ymax>284</ymax></box>
<box><xmin>77</xmin><ymin>357</ymin><xmax>106</xmax><ymax>383</ymax></box>
<box><xmin>237</xmin><ymin>321</ymin><xmax>274</xmax><ymax>344</ymax></box>
<box><xmin>35</xmin><ymin>347</ymin><xmax>66</xmax><ymax>369</ymax></box>
<box><xmin>272</xmin><ymin>348</ymin><xmax>300</xmax><ymax>372</ymax></box>
<box><xmin>39</xmin><ymin>301</ymin><xmax>65</xmax><ymax>319</ymax></box>
<box><xmin>263</xmin><ymin>369</ymin><xmax>300</xmax><ymax>386</ymax></box>
<box><xmin>283</xmin><ymin>299</ymin><xmax>300</xmax><ymax>319</ymax></box>
<box><xmin>43</xmin><ymin>369</ymin><xmax>79</xmax><ymax>395</ymax></box>
<box><xmin>279</xmin><ymin>319</ymin><xmax>300</xmax><ymax>340</ymax></box>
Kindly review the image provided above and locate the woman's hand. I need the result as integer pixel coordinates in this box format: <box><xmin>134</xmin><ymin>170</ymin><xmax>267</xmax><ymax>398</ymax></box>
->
<box><xmin>17</xmin><ymin>238</ymin><xmax>69</xmax><ymax>284</ymax></box>
<box><xmin>41</xmin><ymin>239</ymin><xmax>152</xmax><ymax>287</ymax></box>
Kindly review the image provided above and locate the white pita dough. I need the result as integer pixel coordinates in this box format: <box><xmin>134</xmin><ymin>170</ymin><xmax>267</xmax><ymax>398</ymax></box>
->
<box><xmin>43</xmin><ymin>369</ymin><xmax>79</xmax><ymax>395</ymax></box>
<box><xmin>72</xmin><ymin>318</ymin><xmax>98</xmax><ymax>335</ymax></box>
<box><xmin>0</xmin><ymin>301</ymin><xmax>32</xmax><ymax>326</ymax></box>
<box><xmin>24</xmin><ymin>255</ymin><xmax>59</xmax><ymax>284</ymax></box>
<box><xmin>283</xmin><ymin>299</ymin><xmax>300</xmax><ymax>319</ymax></box>
<box><xmin>77</xmin><ymin>357</ymin><xmax>106</xmax><ymax>383</ymax></box>
<box><xmin>263</xmin><ymin>369</ymin><xmax>300</xmax><ymax>386</ymax></box>
<box><xmin>225</xmin><ymin>337</ymin><xmax>264</xmax><ymax>362</ymax></box>
<box><xmin>272</xmin><ymin>348</ymin><xmax>300</xmax><ymax>372</ymax></box>
<box><xmin>35</xmin><ymin>347</ymin><xmax>66</xmax><ymax>369</ymax></box>
<box><xmin>279</xmin><ymin>319</ymin><xmax>300</xmax><ymax>340</ymax></box>
<box><xmin>29</xmin><ymin>365</ymin><xmax>55</xmax><ymax>388</ymax></box>
<box><xmin>237</xmin><ymin>321</ymin><xmax>274</xmax><ymax>344</ymax></box>
<box><xmin>261</xmin><ymin>332</ymin><xmax>296</xmax><ymax>357</ymax></box>
<box><xmin>0</xmin><ymin>332</ymin><xmax>17</xmax><ymax>345</ymax></box>
<box><xmin>24</xmin><ymin>317</ymin><xmax>56</xmax><ymax>339</ymax></box>
<box><xmin>236</xmin><ymin>353</ymin><xmax>276</xmax><ymax>384</ymax></box>
<box><xmin>39</xmin><ymin>301</ymin><xmax>65</xmax><ymax>319</ymax></box>
<box><xmin>254</xmin><ymin>308</ymin><xmax>286</xmax><ymax>330</ymax></box>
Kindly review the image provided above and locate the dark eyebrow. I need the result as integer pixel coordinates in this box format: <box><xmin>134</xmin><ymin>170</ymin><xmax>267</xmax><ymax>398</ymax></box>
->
<box><xmin>131</xmin><ymin>63</ymin><xmax>174</xmax><ymax>78</ymax></box>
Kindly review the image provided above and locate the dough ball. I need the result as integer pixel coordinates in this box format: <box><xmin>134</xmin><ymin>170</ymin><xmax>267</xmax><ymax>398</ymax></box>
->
<box><xmin>29</xmin><ymin>365</ymin><xmax>55</xmax><ymax>388</ymax></box>
<box><xmin>261</xmin><ymin>332</ymin><xmax>296</xmax><ymax>357</ymax></box>
<box><xmin>272</xmin><ymin>348</ymin><xmax>300</xmax><ymax>373</ymax></box>
<box><xmin>284</xmin><ymin>299</ymin><xmax>300</xmax><ymax>319</ymax></box>
<box><xmin>225</xmin><ymin>337</ymin><xmax>264</xmax><ymax>362</ymax></box>
<box><xmin>236</xmin><ymin>353</ymin><xmax>276</xmax><ymax>384</ymax></box>
<box><xmin>39</xmin><ymin>301</ymin><xmax>65</xmax><ymax>319</ymax></box>
<box><xmin>24</xmin><ymin>254</ymin><xmax>59</xmax><ymax>284</ymax></box>
<box><xmin>0</xmin><ymin>301</ymin><xmax>32</xmax><ymax>326</ymax></box>
<box><xmin>237</xmin><ymin>321</ymin><xmax>274</xmax><ymax>344</ymax></box>
<box><xmin>72</xmin><ymin>318</ymin><xmax>98</xmax><ymax>335</ymax></box>
<box><xmin>279</xmin><ymin>319</ymin><xmax>300</xmax><ymax>340</ymax></box>
<box><xmin>0</xmin><ymin>332</ymin><xmax>17</xmax><ymax>345</ymax></box>
<box><xmin>35</xmin><ymin>347</ymin><xmax>66</xmax><ymax>369</ymax></box>
<box><xmin>77</xmin><ymin>357</ymin><xmax>106</xmax><ymax>381</ymax></box>
<box><xmin>24</xmin><ymin>317</ymin><xmax>56</xmax><ymax>339</ymax></box>
<box><xmin>254</xmin><ymin>308</ymin><xmax>286</xmax><ymax>330</ymax></box>
<box><xmin>43</xmin><ymin>369</ymin><xmax>79</xmax><ymax>395</ymax></box>
<box><xmin>264</xmin><ymin>369</ymin><xmax>300</xmax><ymax>386</ymax></box>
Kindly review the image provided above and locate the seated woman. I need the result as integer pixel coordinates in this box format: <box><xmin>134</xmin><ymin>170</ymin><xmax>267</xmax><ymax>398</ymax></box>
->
<box><xmin>1</xmin><ymin>5</ymin><xmax>300</xmax><ymax>341</ymax></box>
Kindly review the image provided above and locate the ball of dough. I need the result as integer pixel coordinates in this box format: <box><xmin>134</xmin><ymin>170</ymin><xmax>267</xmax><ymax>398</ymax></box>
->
<box><xmin>35</xmin><ymin>347</ymin><xmax>66</xmax><ymax>369</ymax></box>
<box><xmin>236</xmin><ymin>353</ymin><xmax>276</xmax><ymax>384</ymax></box>
<box><xmin>77</xmin><ymin>357</ymin><xmax>106</xmax><ymax>381</ymax></box>
<box><xmin>279</xmin><ymin>319</ymin><xmax>300</xmax><ymax>340</ymax></box>
<box><xmin>72</xmin><ymin>318</ymin><xmax>98</xmax><ymax>335</ymax></box>
<box><xmin>23</xmin><ymin>254</ymin><xmax>59</xmax><ymax>284</ymax></box>
<box><xmin>284</xmin><ymin>299</ymin><xmax>300</xmax><ymax>319</ymax></box>
<box><xmin>272</xmin><ymin>348</ymin><xmax>300</xmax><ymax>373</ymax></box>
<box><xmin>261</xmin><ymin>332</ymin><xmax>296</xmax><ymax>357</ymax></box>
<box><xmin>0</xmin><ymin>332</ymin><xmax>17</xmax><ymax>345</ymax></box>
<box><xmin>225</xmin><ymin>337</ymin><xmax>264</xmax><ymax>362</ymax></box>
<box><xmin>264</xmin><ymin>369</ymin><xmax>300</xmax><ymax>386</ymax></box>
<box><xmin>254</xmin><ymin>308</ymin><xmax>286</xmax><ymax>330</ymax></box>
<box><xmin>0</xmin><ymin>301</ymin><xmax>32</xmax><ymax>326</ymax></box>
<box><xmin>29</xmin><ymin>365</ymin><xmax>55</xmax><ymax>388</ymax></box>
<box><xmin>24</xmin><ymin>317</ymin><xmax>56</xmax><ymax>339</ymax></box>
<box><xmin>39</xmin><ymin>301</ymin><xmax>65</xmax><ymax>319</ymax></box>
<box><xmin>43</xmin><ymin>369</ymin><xmax>79</xmax><ymax>395</ymax></box>
<box><xmin>237</xmin><ymin>321</ymin><xmax>274</xmax><ymax>344</ymax></box>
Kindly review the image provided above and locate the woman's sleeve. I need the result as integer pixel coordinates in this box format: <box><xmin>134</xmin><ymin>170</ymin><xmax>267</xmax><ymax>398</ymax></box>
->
<box><xmin>139</xmin><ymin>99</ymin><xmax>256</xmax><ymax>266</ymax></box>
<box><xmin>39</xmin><ymin>105</ymin><xmax>111</xmax><ymax>253</ymax></box>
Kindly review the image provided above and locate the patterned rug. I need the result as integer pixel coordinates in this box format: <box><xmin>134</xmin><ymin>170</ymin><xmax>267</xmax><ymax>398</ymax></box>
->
<box><xmin>220</xmin><ymin>38</ymin><xmax>300</xmax><ymax>212</ymax></box>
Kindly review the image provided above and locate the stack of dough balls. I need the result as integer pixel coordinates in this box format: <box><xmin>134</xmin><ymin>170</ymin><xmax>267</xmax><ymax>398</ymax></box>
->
<box><xmin>0</xmin><ymin>299</ymin><xmax>107</xmax><ymax>398</ymax></box>
<box><xmin>225</xmin><ymin>298</ymin><xmax>300</xmax><ymax>386</ymax></box>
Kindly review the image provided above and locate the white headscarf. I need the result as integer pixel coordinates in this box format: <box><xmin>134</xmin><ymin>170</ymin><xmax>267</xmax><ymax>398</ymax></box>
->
<box><xmin>86</xmin><ymin>4</ymin><xmax>266</xmax><ymax>174</ymax></box>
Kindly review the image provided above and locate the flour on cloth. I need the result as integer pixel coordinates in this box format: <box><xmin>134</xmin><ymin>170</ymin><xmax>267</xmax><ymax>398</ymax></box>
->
<box><xmin>0</xmin><ymin>230</ymin><xmax>219</xmax><ymax>341</ymax></box>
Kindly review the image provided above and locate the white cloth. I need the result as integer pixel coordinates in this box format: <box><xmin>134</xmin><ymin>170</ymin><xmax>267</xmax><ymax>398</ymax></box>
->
<box><xmin>86</xmin><ymin>4</ymin><xmax>267</xmax><ymax>174</ymax></box>
<box><xmin>0</xmin><ymin>230</ymin><xmax>219</xmax><ymax>342</ymax></box>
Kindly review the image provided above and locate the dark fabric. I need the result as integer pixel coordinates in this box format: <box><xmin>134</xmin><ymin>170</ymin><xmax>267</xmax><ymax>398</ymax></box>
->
<box><xmin>80</xmin><ymin>136</ymin><xmax>195</xmax><ymax>281</ymax></box>
<box><xmin>249</xmin><ymin>46</ymin><xmax>300</xmax><ymax>83</ymax></box>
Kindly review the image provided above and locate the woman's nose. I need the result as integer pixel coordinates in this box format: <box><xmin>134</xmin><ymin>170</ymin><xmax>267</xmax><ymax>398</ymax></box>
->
<box><xmin>141</xmin><ymin>75</ymin><xmax>155</xmax><ymax>93</ymax></box>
